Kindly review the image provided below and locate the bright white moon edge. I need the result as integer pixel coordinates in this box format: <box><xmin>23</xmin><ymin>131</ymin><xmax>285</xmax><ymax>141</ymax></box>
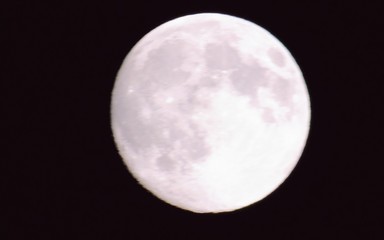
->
<box><xmin>111</xmin><ymin>13</ymin><xmax>311</xmax><ymax>213</ymax></box>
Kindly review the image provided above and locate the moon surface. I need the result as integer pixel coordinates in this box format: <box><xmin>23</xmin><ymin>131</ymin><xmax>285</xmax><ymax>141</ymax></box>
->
<box><xmin>111</xmin><ymin>13</ymin><xmax>311</xmax><ymax>213</ymax></box>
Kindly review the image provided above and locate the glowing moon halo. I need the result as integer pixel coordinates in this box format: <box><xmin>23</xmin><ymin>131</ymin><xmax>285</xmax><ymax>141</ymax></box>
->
<box><xmin>111</xmin><ymin>13</ymin><xmax>311</xmax><ymax>213</ymax></box>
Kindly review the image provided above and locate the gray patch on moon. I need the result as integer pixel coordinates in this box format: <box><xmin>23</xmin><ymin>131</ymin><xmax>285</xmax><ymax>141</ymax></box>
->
<box><xmin>268</xmin><ymin>47</ymin><xmax>286</xmax><ymax>67</ymax></box>
<box><xmin>261</xmin><ymin>107</ymin><xmax>277</xmax><ymax>123</ymax></box>
<box><xmin>204</xmin><ymin>43</ymin><xmax>242</xmax><ymax>71</ymax></box>
<box><xmin>142</xmin><ymin>39</ymin><xmax>191</xmax><ymax>88</ymax></box>
<box><xmin>116</xmin><ymin>93</ymin><xmax>211</xmax><ymax>172</ymax></box>
<box><xmin>230</xmin><ymin>58</ymin><xmax>269</xmax><ymax>97</ymax></box>
<box><xmin>176</xmin><ymin>20</ymin><xmax>222</xmax><ymax>36</ymax></box>
<box><xmin>268</xmin><ymin>74</ymin><xmax>294</xmax><ymax>106</ymax></box>
<box><xmin>155</xmin><ymin>122</ymin><xmax>211</xmax><ymax>172</ymax></box>
<box><xmin>176</xmin><ymin>83</ymin><xmax>218</xmax><ymax>115</ymax></box>
<box><xmin>156</xmin><ymin>154</ymin><xmax>175</xmax><ymax>172</ymax></box>
<box><xmin>114</xmin><ymin>38</ymin><xmax>213</xmax><ymax>172</ymax></box>
<box><xmin>229</xmin><ymin>58</ymin><xmax>297</xmax><ymax>122</ymax></box>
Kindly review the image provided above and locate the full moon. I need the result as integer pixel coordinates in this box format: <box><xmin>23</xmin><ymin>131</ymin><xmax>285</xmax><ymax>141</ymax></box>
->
<box><xmin>111</xmin><ymin>13</ymin><xmax>311</xmax><ymax>213</ymax></box>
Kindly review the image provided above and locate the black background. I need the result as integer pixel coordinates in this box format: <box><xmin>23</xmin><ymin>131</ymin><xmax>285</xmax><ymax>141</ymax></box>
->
<box><xmin>2</xmin><ymin>0</ymin><xmax>383</xmax><ymax>239</ymax></box>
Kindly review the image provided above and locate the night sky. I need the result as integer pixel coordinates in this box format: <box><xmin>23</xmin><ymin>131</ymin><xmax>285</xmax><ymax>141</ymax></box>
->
<box><xmin>3</xmin><ymin>1</ymin><xmax>383</xmax><ymax>239</ymax></box>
